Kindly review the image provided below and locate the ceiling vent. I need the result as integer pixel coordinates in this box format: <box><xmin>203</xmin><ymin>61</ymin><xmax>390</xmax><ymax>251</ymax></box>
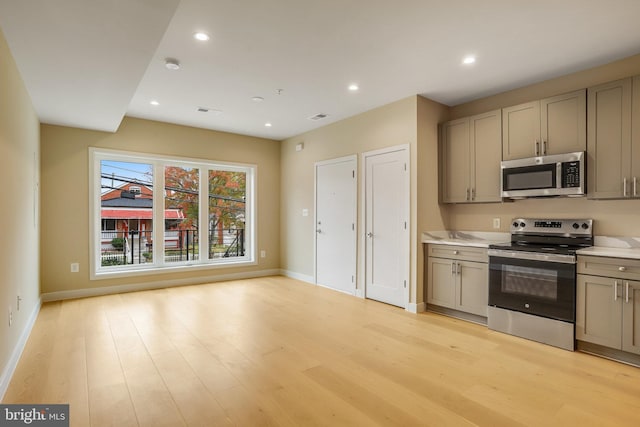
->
<box><xmin>308</xmin><ymin>113</ymin><xmax>329</xmax><ymax>121</ymax></box>
<box><xmin>197</xmin><ymin>107</ymin><xmax>223</xmax><ymax>115</ymax></box>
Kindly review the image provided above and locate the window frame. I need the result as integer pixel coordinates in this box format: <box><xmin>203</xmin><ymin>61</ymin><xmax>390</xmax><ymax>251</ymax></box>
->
<box><xmin>90</xmin><ymin>147</ymin><xmax>256</xmax><ymax>280</ymax></box>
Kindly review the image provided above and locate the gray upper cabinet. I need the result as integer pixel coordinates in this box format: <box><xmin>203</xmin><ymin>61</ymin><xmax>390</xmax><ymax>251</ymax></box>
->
<box><xmin>441</xmin><ymin>110</ymin><xmax>501</xmax><ymax>203</ymax></box>
<box><xmin>502</xmin><ymin>89</ymin><xmax>586</xmax><ymax>160</ymax></box>
<box><xmin>587</xmin><ymin>78</ymin><xmax>634</xmax><ymax>199</ymax></box>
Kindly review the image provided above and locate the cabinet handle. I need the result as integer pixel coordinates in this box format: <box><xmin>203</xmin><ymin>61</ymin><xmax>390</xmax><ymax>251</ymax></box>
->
<box><xmin>453</xmin><ymin>250</ymin><xmax>459</xmax><ymax>255</ymax></box>
<box><xmin>534</xmin><ymin>140</ymin><xmax>540</xmax><ymax>156</ymax></box>
<box><xmin>451</xmin><ymin>262</ymin><xmax>456</xmax><ymax>275</ymax></box>
<box><xmin>456</xmin><ymin>262</ymin><xmax>461</xmax><ymax>275</ymax></box>
<box><xmin>634</xmin><ymin>177</ymin><xmax>637</xmax><ymax>197</ymax></box>
<box><xmin>619</xmin><ymin>266</ymin><xmax>627</xmax><ymax>272</ymax></box>
<box><xmin>623</xmin><ymin>178</ymin><xmax>628</xmax><ymax>197</ymax></box>
<box><xmin>471</xmin><ymin>188</ymin><xmax>476</xmax><ymax>200</ymax></box>
<box><xmin>542</xmin><ymin>139</ymin><xmax>547</xmax><ymax>155</ymax></box>
<box><xmin>466</xmin><ymin>188</ymin><xmax>470</xmax><ymax>201</ymax></box>
<box><xmin>614</xmin><ymin>280</ymin><xmax>619</xmax><ymax>301</ymax></box>
<box><xmin>625</xmin><ymin>282</ymin><xmax>630</xmax><ymax>303</ymax></box>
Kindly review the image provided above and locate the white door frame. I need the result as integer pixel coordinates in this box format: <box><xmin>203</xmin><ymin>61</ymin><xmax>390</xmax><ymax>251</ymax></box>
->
<box><xmin>360</xmin><ymin>144</ymin><xmax>410</xmax><ymax>308</ymax></box>
<box><xmin>314</xmin><ymin>155</ymin><xmax>358</xmax><ymax>293</ymax></box>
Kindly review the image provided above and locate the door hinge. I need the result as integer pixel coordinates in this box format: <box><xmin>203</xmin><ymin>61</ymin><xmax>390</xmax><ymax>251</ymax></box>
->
<box><xmin>404</xmin><ymin>280</ymin><xmax>407</xmax><ymax>288</ymax></box>
<box><xmin>404</xmin><ymin>163</ymin><xmax>407</xmax><ymax>171</ymax></box>
<box><xmin>352</xmin><ymin>275</ymin><xmax>355</xmax><ymax>283</ymax></box>
<box><xmin>404</xmin><ymin>221</ymin><xmax>407</xmax><ymax>230</ymax></box>
<box><xmin>352</xmin><ymin>170</ymin><xmax>355</xmax><ymax>178</ymax></box>
<box><xmin>352</xmin><ymin>223</ymin><xmax>355</xmax><ymax>231</ymax></box>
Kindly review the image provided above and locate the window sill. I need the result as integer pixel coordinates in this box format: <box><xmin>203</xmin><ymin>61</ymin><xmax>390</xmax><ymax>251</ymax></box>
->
<box><xmin>91</xmin><ymin>258</ymin><xmax>257</xmax><ymax>280</ymax></box>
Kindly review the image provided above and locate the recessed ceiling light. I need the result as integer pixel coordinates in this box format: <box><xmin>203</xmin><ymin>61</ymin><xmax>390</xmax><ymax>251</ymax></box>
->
<box><xmin>348</xmin><ymin>84</ymin><xmax>359</xmax><ymax>91</ymax></box>
<box><xmin>463</xmin><ymin>56</ymin><xmax>476</xmax><ymax>65</ymax></box>
<box><xmin>193</xmin><ymin>32</ymin><xmax>210</xmax><ymax>41</ymax></box>
<box><xmin>252</xmin><ymin>96</ymin><xmax>264</xmax><ymax>102</ymax></box>
<box><xmin>265</xmin><ymin>123</ymin><xmax>272</xmax><ymax>127</ymax></box>
<box><xmin>150</xmin><ymin>100</ymin><xmax>159</xmax><ymax>106</ymax></box>
<box><xmin>165</xmin><ymin>58</ymin><xmax>181</xmax><ymax>70</ymax></box>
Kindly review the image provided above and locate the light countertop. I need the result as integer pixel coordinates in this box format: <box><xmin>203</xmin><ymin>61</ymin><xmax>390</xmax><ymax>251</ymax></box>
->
<box><xmin>421</xmin><ymin>231</ymin><xmax>510</xmax><ymax>248</ymax></box>
<box><xmin>423</xmin><ymin>232</ymin><xmax>640</xmax><ymax>259</ymax></box>
<box><xmin>577</xmin><ymin>236</ymin><xmax>640</xmax><ymax>260</ymax></box>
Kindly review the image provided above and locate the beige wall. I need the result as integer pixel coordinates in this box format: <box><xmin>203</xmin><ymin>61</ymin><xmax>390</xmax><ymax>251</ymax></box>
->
<box><xmin>281</xmin><ymin>96</ymin><xmax>448</xmax><ymax>306</ymax></box>
<box><xmin>447</xmin><ymin>53</ymin><xmax>640</xmax><ymax>236</ymax></box>
<box><xmin>40</xmin><ymin>118</ymin><xmax>280</xmax><ymax>295</ymax></box>
<box><xmin>0</xmin><ymin>29</ymin><xmax>40</xmax><ymax>395</ymax></box>
<box><xmin>416</xmin><ymin>96</ymin><xmax>450</xmax><ymax>304</ymax></box>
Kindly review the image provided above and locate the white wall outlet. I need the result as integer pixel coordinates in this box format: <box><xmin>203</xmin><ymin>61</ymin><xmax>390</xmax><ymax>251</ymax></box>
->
<box><xmin>260</xmin><ymin>250</ymin><xmax>266</xmax><ymax>258</ymax></box>
<box><xmin>302</xmin><ymin>208</ymin><xmax>309</xmax><ymax>217</ymax></box>
<box><xmin>70</xmin><ymin>262</ymin><xmax>80</xmax><ymax>273</ymax></box>
<box><xmin>493</xmin><ymin>218</ymin><xmax>501</xmax><ymax>229</ymax></box>
<box><xmin>8</xmin><ymin>306</ymin><xmax>12</xmax><ymax>327</ymax></box>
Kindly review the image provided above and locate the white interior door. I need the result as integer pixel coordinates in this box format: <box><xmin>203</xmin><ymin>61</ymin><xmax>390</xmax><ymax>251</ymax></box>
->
<box><xmin>364</xmin><ymin>146</ymin><xmax>409</xmax><ymax>307</ymax></box>
<box><xmin>315</xmin><ymin>156</ymin><xmax>357</xmax><ymax>294</ymax></box>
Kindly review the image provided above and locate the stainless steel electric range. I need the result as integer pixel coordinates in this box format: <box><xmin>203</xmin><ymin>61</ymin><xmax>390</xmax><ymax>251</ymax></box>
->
<box><xmin>487</xmin><ymin>218</ymin><xmax>593</xmax><ymax>351</ymax></box>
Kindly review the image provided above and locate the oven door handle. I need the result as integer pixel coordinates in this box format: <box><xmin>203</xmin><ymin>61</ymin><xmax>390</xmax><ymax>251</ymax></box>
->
<box><xmin>488</xmin><ymin>249</ymin><xmax>576</xmax><ymax>264</ymax></box>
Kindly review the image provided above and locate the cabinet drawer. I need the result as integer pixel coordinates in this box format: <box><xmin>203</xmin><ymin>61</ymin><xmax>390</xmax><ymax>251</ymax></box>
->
<box><xmin>428</xmin><ymin>244</ymin><xmax>487</xmax><ymax>262</ymax></box>
<box><xmin>578</xmin><ymin>255</ymin><xmax>640</xmax><ymax>281</ymax></box>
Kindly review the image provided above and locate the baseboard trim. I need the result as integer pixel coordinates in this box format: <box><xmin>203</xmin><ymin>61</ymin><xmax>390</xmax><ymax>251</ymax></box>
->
<box><xmin>279</xmin><ymin>269</ymin><xmax>315</xmax><ymax>284</ymax></box>
<box><xmin>41</xmin><ymin>269</ymin><xmax>281</xmax><ymax>302</ymax></box>
<box><xmin>407</xmin><ymin>302</ymin><xmax>426</xmax><ymax>313</ymax></box>
<box><xmin>0</xmin><ymin>297</ymin><xmax>41</xmax><ymax>401</ymax></box>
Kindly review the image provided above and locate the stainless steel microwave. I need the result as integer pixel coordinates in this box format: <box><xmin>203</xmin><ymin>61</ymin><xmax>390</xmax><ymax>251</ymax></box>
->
<box><xmin>501</xmin><ymin>151</ymin><xmax>585</xmax><ymax>198</ymax></box>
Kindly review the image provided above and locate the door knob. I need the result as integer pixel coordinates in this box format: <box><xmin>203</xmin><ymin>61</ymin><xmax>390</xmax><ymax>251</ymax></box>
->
<box><xmin>367</xmin><ymin>232</ymin><xmax>373</xmax><ymax>238</ymax></box>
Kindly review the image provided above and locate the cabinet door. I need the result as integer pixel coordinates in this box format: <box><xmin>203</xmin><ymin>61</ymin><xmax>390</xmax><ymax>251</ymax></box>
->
<box><xmin>576</xmin><ymin>274</ymin><xmax>622</xmax><ymax>349</ymax></box>
<box><xmin>502</xmin><ymin>101</ymin><xmax>541</xmax><ymax>160</ymax></box>
<box><xmin>470</xmin><ymin>110</ymin><xmax>502</xmax><ymax>203</ymax></box>
<box><xmin>631</xmin><ymin>76</ymin><xmax>640</xmax><ymax>198</ymax></box>
<box><xmin>622</xmin><ymin>281</ymin><xmax>640</xmax><ymax>355</ymax></box>
<box><xmin>587</xmin><ymin>78</ymin><xmax>632</xmax><ymax>199</ymax></box>
<box><xmin>456</xmin><ymin>261</ymin><xmax>488</xmax><ymax>317</ymax></box>
<box><xmin>541</xmin><ymin>90</ymin><xmax>586</xmax><ymax>155</ymax></box>
<box><xmin>427</xmin><ymin>257</ymin><xmax>455</xmax><ymax>308</ymax></box>
<box><xmin>441</xmin><ymin>119</ymin><xmax>470</xmax><ymax>203</ymax></box>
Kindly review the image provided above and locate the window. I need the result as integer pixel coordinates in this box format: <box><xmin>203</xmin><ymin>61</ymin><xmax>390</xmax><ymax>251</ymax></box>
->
<box><xmin>90</xmin><ymin>148</ymin><xmax>255</xmax><ymax>278</ymax></box>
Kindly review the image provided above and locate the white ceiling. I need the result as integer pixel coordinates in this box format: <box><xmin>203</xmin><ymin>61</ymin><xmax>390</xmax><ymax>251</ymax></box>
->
<box><xmin>2</xmin><ymin>0</ymin><xmax>640</xmax><ymax>140</ymax></box>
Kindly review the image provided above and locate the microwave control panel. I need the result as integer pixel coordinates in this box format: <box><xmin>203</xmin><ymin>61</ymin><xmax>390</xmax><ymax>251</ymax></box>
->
<box><xmin>561</xmin><ymin>161</ymin><xmax>580</xmax><ymax>188</ymax></box>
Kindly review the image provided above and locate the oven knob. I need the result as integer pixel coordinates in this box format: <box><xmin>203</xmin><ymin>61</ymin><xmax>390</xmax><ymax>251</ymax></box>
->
<box><xmin>581</xmin><ymin>223</ymin><xmax>589</xmax><ymax>229</ymax></box>
<box><xmin>512</xmin><ymin>222</ymin><xmax>519</xmax><ymax>228</ymax></box>
<box><xmin>572</xmin><ymin>223</ymin><xmax>579</xmax><ymax>229</ymax></box>
<box><xmin>519</xmin><ymin>222</ymin><xmax>525</xmax><ymax>228</ymax></box>
<box><xmin>524</xmin><ymin>303</ymin><xmax>530</xmax><ymax>309</ymax></box>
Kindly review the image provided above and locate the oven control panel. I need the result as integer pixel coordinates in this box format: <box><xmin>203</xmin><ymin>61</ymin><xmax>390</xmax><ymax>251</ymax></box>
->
<box><xmin>510</xmin><ymin>218</ymin><xmax>593</xmax><ymax>236</ymax></box>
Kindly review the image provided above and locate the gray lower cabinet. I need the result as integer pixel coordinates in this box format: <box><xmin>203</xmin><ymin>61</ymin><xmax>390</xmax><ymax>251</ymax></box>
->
<box><xmin>576</xmin><ymin>256</ymin><xmax>640</xmax><ymax>355</ymax></box>
<box><xmin>427</xmin><ymin>245</ymin><xmax>488</xmax><ymax>317</ymax></box>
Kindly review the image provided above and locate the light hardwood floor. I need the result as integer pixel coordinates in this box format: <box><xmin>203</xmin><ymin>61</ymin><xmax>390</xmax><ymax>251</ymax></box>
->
<box><xmin>3</xmin><ymin>276</ymin><xmax>640</xmax><ymax>426</ymax></box>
